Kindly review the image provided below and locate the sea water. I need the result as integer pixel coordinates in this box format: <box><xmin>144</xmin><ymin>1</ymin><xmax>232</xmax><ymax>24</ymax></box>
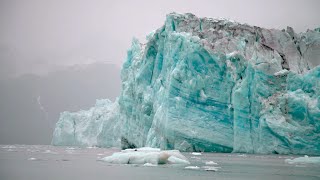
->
<box><xmin>0</xmin><ymin>145</ymin><xmax>319</xmax><ymax>180</ymax></box>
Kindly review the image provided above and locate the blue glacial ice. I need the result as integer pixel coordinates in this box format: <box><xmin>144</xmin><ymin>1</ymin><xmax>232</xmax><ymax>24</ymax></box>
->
<box><xmin>52</xmin><ymin>13</ymin><xmax>320</xmax><ymax>155</ymax></box>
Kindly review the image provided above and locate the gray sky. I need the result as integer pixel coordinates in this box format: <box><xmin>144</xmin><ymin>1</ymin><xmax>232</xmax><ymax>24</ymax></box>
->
<box><xmin>1</xmin><ymin>0</ymin><xmax>319</xmax><ymax>77</ymax></box>
<box><xmin>0</xmin><ymin>0</ymin><xmax>319</xmax><ymax>145</ymax></box>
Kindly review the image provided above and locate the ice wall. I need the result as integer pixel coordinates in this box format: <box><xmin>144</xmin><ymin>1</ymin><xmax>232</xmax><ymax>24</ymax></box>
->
<box><xmin>53</xmin><ymin>13</ymin><xmax>320</xmax><ymax>155</ymax></box>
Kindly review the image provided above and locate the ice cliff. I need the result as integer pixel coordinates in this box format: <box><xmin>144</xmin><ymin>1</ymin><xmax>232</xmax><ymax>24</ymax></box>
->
<box><xmin>52</xmin><ymin>13</ymin><xmax>320</xmax><ymax>155</ymax></box>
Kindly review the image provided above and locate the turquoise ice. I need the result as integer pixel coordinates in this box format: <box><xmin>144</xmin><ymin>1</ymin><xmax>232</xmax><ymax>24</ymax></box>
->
<box><xmin>52</xmin><ymin>13</ymin><xmax>320</xmax><ymax>155</ymax></box>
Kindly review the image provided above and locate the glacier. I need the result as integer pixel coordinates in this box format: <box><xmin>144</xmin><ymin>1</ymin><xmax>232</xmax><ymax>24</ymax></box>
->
<box><xmin>52</xmin><ymin>13</ymin><xmax>320</xmax><ymax>155</ymax></box>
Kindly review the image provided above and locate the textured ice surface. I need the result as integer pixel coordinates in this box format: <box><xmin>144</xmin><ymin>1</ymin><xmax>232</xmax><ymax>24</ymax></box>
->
<box><xmin>205</xmin><ymin>161</ymin><xmax>218</xmax><ymax>165</ymax></box>
<box><xmin>52</xmin><ymin>99</ymin><xmax>121</xmax><ymax>147</ymax></box>
<box><xmin>285</xmin><ymin>156</ymin><xmax>320</xmax><ymax>165</ymax></box>
<box><xmin>53</xmin><ymin>13</ymin><xmax>320</xmax><ymax>155</ymax></box>
<box><xmin>101</xmin><ymin>147</ymin><xmax>190</xmax><ymax>165</ymax></box>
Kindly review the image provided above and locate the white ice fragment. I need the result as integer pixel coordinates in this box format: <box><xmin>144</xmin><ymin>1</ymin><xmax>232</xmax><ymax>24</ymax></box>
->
<box><xmin>143</xmin><ymin>163</ymin><xmax>157</xmax><ymax>167</ymax></box>
<box><xmin>101</xmin><ymin>148</ymin><xmax>189</xmax><ymax>165</ymax></box>
<box><xmin>191</xmin><ymin>152</ymin><xmax>202</xmax><ymax>156</ymax></box>
<box><xmin>66</xmin><ymin>147</ymin><xmax>76</xmax><ymax>150</ymax></box>
<box><xmin>28</xmin><ymin>157</ymin><xmax>37</xmax><ymax>161</ymax></box>
<box><xmin>185</xmin><ymin>166</ymin><xmax>200</xmax><ymax>170</ymax></box>
<box><xmin>205</xmin><ymin>161</ymin><xmax>218</xmax><ymax>165</ymax></box>
<box><xmin>202</xmin><ymin>166</ymin><xmax>221</xmax><ymax>171</ymax></box>
<box><xmin>168</xmin><ymin>156</ymin><xmax>190</xmax><ymax>164</ymax></box>
<box><xmin>237</xmin><ymin>154</ymin><xmax>247</xmax><ymax>157</ymax></box>
<box><xmin>43</xmin><ymin>150</ymin><xmax>51</xmax><ymax>153</ymax></box>
<box><xmin>285</xmin><ymin>156</ymin><xmax>320</xmax><ymax>164</ymax></box>
<box><xmin>87</xmin><ymin>146</ymin><xmax>97</xmax><ymax>149</ymax></box>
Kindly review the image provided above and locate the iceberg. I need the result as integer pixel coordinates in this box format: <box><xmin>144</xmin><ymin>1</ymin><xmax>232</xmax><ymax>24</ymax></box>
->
<box><xmin>285</xmin><ymin>155</ymin><xmax>320</xmax><ymax>165</ymax></box>
<box><xmin>53</xmin><ymin>13</ymin><xmax>320</xmax><ymax>155</ymax></box>
<box><xmin>100</xmin><ymin>147</ymin><xmax>189</xmax><ymax>165</ymax></box>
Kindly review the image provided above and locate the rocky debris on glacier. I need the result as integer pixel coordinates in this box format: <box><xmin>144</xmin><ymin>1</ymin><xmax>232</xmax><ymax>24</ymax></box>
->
<box><xmin>52</xmin><ymin>13</ymin><xmax>320</xmax><ymax>155</ymax></box>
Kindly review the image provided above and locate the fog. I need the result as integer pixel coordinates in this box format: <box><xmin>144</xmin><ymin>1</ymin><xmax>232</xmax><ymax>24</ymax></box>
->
<box><xmin>1</xmin><ymin>0</ymin><xmax>319</xmax><ymax>77</ymax></box>
<box><xmin>0</xmin><ymin>0</ymin><xmax>319</xmax><ymax>144</ymax></box>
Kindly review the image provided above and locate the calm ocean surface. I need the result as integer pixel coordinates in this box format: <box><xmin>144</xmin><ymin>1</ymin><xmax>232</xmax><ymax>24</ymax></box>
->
<box><xmin>0</xmin><ymin>145</ymin><xmax>319</xmax><ymax>180</ymax></box>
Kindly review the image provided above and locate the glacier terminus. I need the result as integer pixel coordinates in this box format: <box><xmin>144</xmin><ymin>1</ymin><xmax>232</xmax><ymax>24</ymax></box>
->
<box><xmin>52</xmin><ymin>13</ymin><xmax>320</xmax><ymax>155</ymax></box>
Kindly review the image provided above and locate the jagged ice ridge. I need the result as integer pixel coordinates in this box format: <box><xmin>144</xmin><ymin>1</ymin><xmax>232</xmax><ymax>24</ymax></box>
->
<box><xmin>52</xmin><ymin>13</ymin><xmax>320</xmax><ymax>155</ymax></box>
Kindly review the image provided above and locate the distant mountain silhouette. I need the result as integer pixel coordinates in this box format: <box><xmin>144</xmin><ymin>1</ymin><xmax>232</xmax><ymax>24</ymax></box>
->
<box><xmin>0</xmin><ymin>63</ymin><xmax>121</xmax><ymax>144</ymax></box>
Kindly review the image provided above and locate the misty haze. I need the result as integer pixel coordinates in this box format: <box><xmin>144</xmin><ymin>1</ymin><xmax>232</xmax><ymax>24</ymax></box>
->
<box><xmin>1</xmin><ymin>0</ymin><xmax>320</xmax><ymax>180</ymax></box>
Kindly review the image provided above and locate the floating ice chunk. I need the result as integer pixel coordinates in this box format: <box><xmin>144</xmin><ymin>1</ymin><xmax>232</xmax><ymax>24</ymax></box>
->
<box><xmin>168</xmin><ymin>156</ymin><xmax>190</xmax><ymax>164</ymax></box>
<box><xmin>87</xmin><ymin>146</ymin><xmax>98</xmax><ymax>149</ymax></box>
<box><xmin>43</xmin><ymin>150</ymin><xmax>55</xmax><ymax>154</ymax></box>
<box><xmin>202</xmin><ymin>166</ymin><xmax>221</xmax><ymax>171</ymax></box>
<box><xmin>101</xmin><ymin>148</ymin><xmax>189</xmax><ymax>165</ymax></box>
<box><xmin>143</xmin><ymin>163</ymin><xmax>157</xmax><ymax>167</ymax></box>
<box><xmin>205</xmin><ymin>161</ymin><xmax>218</xmax><ymax>165</ymax></box>
<box><xmin>2</xmin><ymin>145</ymin><xmax>16</xmax><ymax>149</ymax></box>
<box><xmin>28</xmin><ymin>157</ymin><xmax>37</xmax><ymax>161</ymax></box>
<box><xmin>66</xmin><ymin>147</ymin><xmax>76</xmax><ymax>150</ymax></box>
<box><xmin>185</xmin><ymin>166</ymin><xmax>200</xmax><ymax>170</ymax></box>
<box><xmin>237</xmin><ymin>154</ymin><xmax>247</xmax><ymax>157</ymax></box>
<box><xmin>285</xmin><ymin>156</ymin><xmax>320</xmax><ymax>164</ymax></box>
<box><xmin>191</xmin><ymin>152</ymin><xmax>202</xmax><ymax>156</ymax></box>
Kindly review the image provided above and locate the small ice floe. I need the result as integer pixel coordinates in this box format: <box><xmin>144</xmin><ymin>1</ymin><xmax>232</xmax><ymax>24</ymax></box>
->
<box><xmin>237</xmin><ymin>154</ymin><xmax>247</xmax><ymax>157</ymax></box>
<box><xmin>28</xmin><ymin>157</ymin><xmax>37</xmax><ymax>161</ymax></box>
<box><xmin>43</xmin><ymin>149</ymin><xmax>57</xmax><ymax>154</ymax></box>
<box><xmin>285</xmin><ymin>155</ymin><xmax>320</xmax><ymax>165</ymax></box>
<box><xmin>191</xmin><ymin>152</ymin><xmax>202</xmax><ymax>156</ymax></box>
<box><xmin>101</xmin><ymin>147</ymin><xmax>190</xmax><ymax>165</ymax></box>
<box><xmin>66</xmin><ymin>147</ymin><xmax>77</xmax><ymax>150</ymax></box>
<box><xmin>202</xmin><ymin>166</ymin><xmax>221</xmax><ymax>171</ymax></box>
<box><xmin>205</xmin><ymin>161</ymin><xmax>218</xmax><ymax>165</ymax></box>
<box><xmin>143</xmin><ymin>163</ymin><xmax>157</xmax><ymax>167</ymax></box>
<box><xmin>2</xmin><ymin>145</ymin><xmax>16</xmax><ymax>149</ymax></box>
<box><xmin>86</xmin><ymin>146</ymin><xmax>97</xmax><ymax>149</ymax></box>
<box><xmin>185</xmin><ymin>166</ymin><xmax>200</xmax><ymax>170</ymax></box>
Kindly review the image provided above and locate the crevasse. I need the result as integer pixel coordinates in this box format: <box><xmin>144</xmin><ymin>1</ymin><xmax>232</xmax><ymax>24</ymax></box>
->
<box><xmin>52</xmin><ymin>13</ymin><xmax>320</xmax><ymax>155</ymax></box>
